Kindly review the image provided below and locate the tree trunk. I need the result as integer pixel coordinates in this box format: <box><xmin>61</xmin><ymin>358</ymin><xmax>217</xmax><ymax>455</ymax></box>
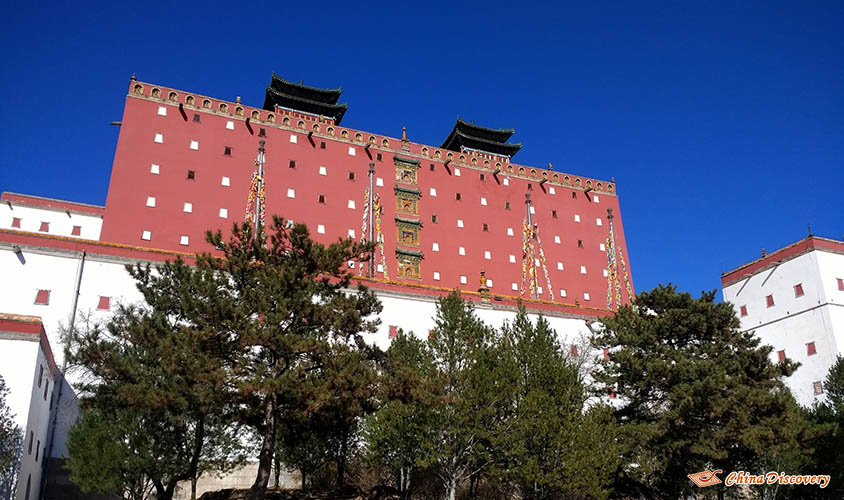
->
<box><xmin>189</xmin><ymin>415</ymin><xmax>206</xmax><ymax>500</ymax></box>
<box><xmin>336</xmin><ymin>431</ymin><xmax>348</xmax><ymax>488</ymax></box>
<box><xmin>301</xmin><ymin>471</ymin><xmax>307</xmax><ymax>490</ymax></box>
<box><xmin>274</xmin><ymin>454</ymin><xmax>281</xmax><ymax>488</ymax></box>
<box><xmin>249</xmin><ymin>395</ymin><xmax>277</xmax><ymax>500</ymax></box>
<box><xmin>447</xmin><ymin>474</ymin><xmax>457</xmax><ymax>500</ymax></box>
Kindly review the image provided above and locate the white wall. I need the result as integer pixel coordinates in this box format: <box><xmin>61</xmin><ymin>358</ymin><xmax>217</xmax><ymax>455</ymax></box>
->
<box><xmin>1</xmin><ymin>203</ymin><xmax>102</xmax><ymax>241</ymax></box>
<box><xmin>0</xmin><ymin>340</ymin><xmax>39</xmax><ymax>430</ymax></box>
<box><xmin>723</xmin><ymin>249</ymin><xmax>844</xmax><ymax>406</ymax></box>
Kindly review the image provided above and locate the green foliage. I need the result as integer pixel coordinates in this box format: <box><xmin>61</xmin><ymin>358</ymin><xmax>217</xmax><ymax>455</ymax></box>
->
<box><xmin>497</xmin><ymin>308</ymin><xmax>618</xmax><ymax>500</ymax></box>
<box><xmin>592</xmin><ymin>284</ymin><xmax>811</xmax><ymax>500</ymax></box>
<box><xmin>0</xmin><ymin>375</ymin><xmax>23</xmax><ymax>500</ymax></box>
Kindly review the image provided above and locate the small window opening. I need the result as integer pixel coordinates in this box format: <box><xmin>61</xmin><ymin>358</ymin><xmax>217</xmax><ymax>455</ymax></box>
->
<box><xmin>348</xmin><ymin>172</ymin><xmax>356</xmax><ymax>181</ymax></box>
<box><xmin>289</xmin><ymin>160</ymin><xmax>296</xmax><ymax>169</ymax></box>
<box><xmin>318</xmin><ymin>195</ymin><xmax>326</xmax><ymax>204</ymax></box>
<box><xmin>527</xmin><ymin>184</ymin><xmax>533</xmax><ymax>190</ymax></box>
<box><xmin>192</xmin><ymin>114</ymin><xmax>201</xmax><ymax>123</ymax></box>
<box><xmin>505</xmin><ymin>202</ymin><xmax>511</xmax><ymax>210</ymax></box>
<box><xmin>320</xmin><ymin>141</ymin><xmax>326</xmax><ymax>149</ymax></box>
<box><xmin>376</xmin><ymin>153</ymin><xmax>383</xmax><ymax>161</ymax></box>
<box><xmin>483</xmin><ymin>223</ymin><xmax>489</xmax><ymax>232</ymax></box>
<box><xmin>187</xmin><ymin>170</ymin><xmax>196</xmax><ymax>180</ymax></box>
<box><xmin>552</xmin><ymin>210</ymin><xmax>558</xmax><ymax>218</ymax></box>
<box><xmin>430</xmin><ymin>164</ymin><xmax>435</xmax><ymax>171</ymax></box>
<box><xmin>577</xmin><ymin>240</ymin><xmax>584</xmax><ymax>248</ymax></box>
<box><xmin>223</xmin><ymin>146</ymin><xmax>232</xmax><ymax>156</ymax></box>
<box><xmin>432</xmin><ymin>215</ymin><xmax>438</xmax><ymax>223</ymax></box>
<box><xmin>572</xmin><ymin>192</ymin><xmax>577</xmax><ymax>199</ymax></box>
<box><xmin>456</xmin><ymin>193</ymin><xmax>462</xmax><ymax>201</ymax></box>
<box><xmin>480</xmin><ymin>173</ymin><xmax>486</xmax><ymax>181</ymax></box>
<box><xmin>258</xmin><ymin>128</ymin><xmax>266</xmax><ymax>137</ymax></box>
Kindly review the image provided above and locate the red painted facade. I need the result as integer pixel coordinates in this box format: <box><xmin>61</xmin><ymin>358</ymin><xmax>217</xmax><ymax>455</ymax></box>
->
<box><xmin>86</xmin><ymin>78</ymin><xmax>633</xmax><ymax>310</ymax></box>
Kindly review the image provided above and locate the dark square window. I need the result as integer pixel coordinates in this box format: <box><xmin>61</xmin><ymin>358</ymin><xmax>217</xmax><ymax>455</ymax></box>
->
<box><xmin>39</xmin><ymin>221</ymin><xmax>49</xmax><ymax>232</ymax></box>
<box><xmin>552</xmin><ymin>210</ymin><xmax>558</xmax><ymax>219</ymax></box>
<box><xmin>187</xmin><ymin>170</ymin><xmax>196</xmax><ymax>180</ymax></box>
<box><xmin>778</xmin><ymin>350</ymin><xmax>786</xmax><ymax>362</ymax></box>
<box><xmin>376</xmin><ymin>153</ymin><xmax>383</xmax><ymax>161</ymax></box>
<box><xmin>43</xmin><ymin>380</ymin><xmax>48</xmax><ymax>400</ymax></box>
<box><xmin>318</xmin><ymin>195</ymin><xmax>326</xmax><ymax>204</ymax></box>
<box><xmin>28</xmin><ymin>431</ymin><xmax>33</xmax><ymax>454</ymax></box>
<box><xmin>456</xmin><ymin>193</ymin><xmax>462</xmax><ymax>201</ymax></box>
<box><xmin>527</xmin><ymin>184</ymin><xmax>533</xmax><ymax>190</ymax></box>
<box><xmin>38</xmin><ymin>366</ymin><xmax>43</xmax><ymax>388</ymax></box>
<box><xmin>258</xmin><ymin>128</ymin><xmax>266</xmax><ymax>137</ymax></box>
<box><xmin>572</xmin><ymin>192</ymin><xmax>577</xmax><ymax>199</ymax></box>
<box><xmin>813</xmin><ymin>381</ymin><xmax>823</xmax><ymax>395</ymax></box>
<box><xmin>192</xmin><ymin>114</ymin><xmax>201</xmax><ymax>122</ymax></box>
<box><xmin>430</xmin><ymin>164</ymin><xmax>435</xmax><ymax>171</ymax></box>
<box><xmin>11</xmin><ymin>217</ymin><xmax>21</xmax><ymax>228</ymax></box>
<box><xmin>348</xmin><ymin>172</ymin><xmax>356</xmax><ymax>181</ymax></box>
<box><xmin>807</xmin><ymin>342</ymin><xmax>817</xmax><ymax>356</ymax></box>
<box><xmin>432</xmin><ymin>215</ymin><xmax>438</xmax><ymax>223</ymax></box>
<box><xmin>35</xmin><ymin>442</ymin><xmax>40</xmax><ymax>462</ymax></box>
<box><xmin>482</xmin><ymin>223</ymin><xmax>489</xmax><ymax>232</ymax></box>
<box><xmin>97</xmin><ymin>296</ymin><xmax>111</xmax><ymax>310</ymax></box>
<box><xmin>505</xmin><ymin>202</ymin><xmax>511</xmax><ymax>210</ymax></box>
<box><xmin>766</xmin><ymin>294</ymin><xmax>775</xmax><ymax>307</ymax></box>
<box><xmin>794</xmin><ymin>283</ymin><xmax>804</xmax><ymax>297</ymax></box>
<box><xmin>577</xmin><ymin>240</ymin><xmax>584</xmax><ymax>248</ymax></box>
<box><xmin>480</xmin><ymin>173</ymin><xmax>486</xmax><ymax>181</ymax></box>
<box><xmin>288</xmin><ymin>160</ymin><xmax>296</xmax><ymax>169</ymax></box>
<box><xmin>740</xmin><ymin>305</ymin><xmax>748</xmax><ymax>317</ymax></box>
<box><xmin>71</xmin><ymin>225</ymin><xmax>81</xmax><ymax>236</ymax></box>
<box><xmin>34</xmin><ymin>290</ymin><xmax>50</xmax><ymax>305</ymax></box>
<box><xmin>223</xmin><ymin>146</ymin><xmax>232</xmax><ymax>156</ymax></box>
<box><xmin>320</xmin><ymin>141</ymin><xmax>326</xmax><ymax>149</ymax></box>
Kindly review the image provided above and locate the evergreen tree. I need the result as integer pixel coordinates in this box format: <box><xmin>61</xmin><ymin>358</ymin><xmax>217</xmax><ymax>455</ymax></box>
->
<box><xmin>364</xmin><ymin>331</ymin><xmax>435</xmax><ymax>499</ymax></box>
<box><xmin>497</xmin><ymin>308</ymin><xmax>618</xmax><ymax>500</ymax></box>
<box><xmin>592</xmin><ymin>285</ymin><xmax>808</xmax><ymax>500</ymax></box>
<box><xmin>0</xmin><ymin>375</ymin><xmax>23</xmax><ymax>500</ymax></box>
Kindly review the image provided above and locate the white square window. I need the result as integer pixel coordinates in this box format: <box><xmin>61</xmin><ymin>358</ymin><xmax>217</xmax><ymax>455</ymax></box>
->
<box><xmin>554</xmin><ymin>235</ymin><xmax>561</xmax><ymax>244</ymax></box>
<box><xmin>287</xmin><ymin>189</ymin><xmax>295</xmax><ymax>198</ymax></box>
<box><xmin>512</xmin><ymin>283</ymin><xmax>519</xmax><ymax>291</ymax></box>
<box><xmin>150</xmin><ymin>163</ymin><xmax>160</xmax><ymax>174</ymax></box>
<box><xmin>348</xmin><ymin>260</ymin><xmax>355</xmax><ymax>268</ymax></box>
<box><xmin>154</xmin><ymin>133</ymin><xmax>163</xmax><ymax>143</ymax></box>
<box><xmin>503</xmin><ymin>177</ymin><xmax>510</xmax><ymax>186</ymax></box>
<box><xmin>190</xmin><ymin>140</ymin><xmax>199</xmax><ymax>150</ymax></box>
<box><xmin>549</xmin><ymin>187</ymin><xmax>556</xmax><ymax>195</ymax></box>
<box><xmin>460</xmin><ymin>275</ymin><xmax>468</xmax><ymax>285</ymax></box>
<box><xmin>183</xmin><ymin>202</ymin><xmax>193</xmax><ymax>213</ymax></box>
<box><xmin>348</xmin><ymin>147</ymin><xmax>356</xmax><ymax>156</ymax></box>
<box><xmin>484</xmin><ymin>251</ymin><xmax>491</xmax><ymax>260</ymax></box>
<box><xmin>557</xmin><ymin>262</ymin><xmax>563</xmax><ymax>270</ymax></box>
<box><xmin>221</xmin><ymin>176</ymin><xmax>230</xmax><ymax>186</ymax></box>
<box><xmin>457</xmin><ymin>219</ymin><xmax>464</xmax><ymax>228</ymax></box>
<box><xmin>377</xmin><ymin>264</ymin><xmax>384</xmax><ymax>273</ymax></box>
<box><xmin>145</xmin><ymin>196</ymin><xmax>156</xmax><ymax>207</ymax></box>
<box><xmin>219</xmin><ymin>208</ymin><xmax>228</xmax><ymax>218</ymax></box>
<box><xmin>433</xmin><ymin>272</ymin><xmax>441</xmax><ymax>281</ymax></box>
<box><xmin>157</xmin><ymin>106</ymin><xmax>167</xmax><ymax>116</ymax></box>
<box><xmin>584</xmin><ymin>292</ymin><xmax>591</xmax><ymax>301</ymax></box>
<box><xmin>538</xmin><ymin>286</ymin><xmax>543</xmax><ymax>295</ymax></box>
<box><xmin>430</xmin><ymin>188</ymin><xmax>437</xmax><ymax>196</ymax></box>
<box><xmin>603</xmin><ymin>269</ymin><xmax>609</xmax><ymax>277</ymax></box>
<box><xmin>180</xmin><ymin>235</ymin><xmax>189</xmax><ymax>246</ymax></box>
<box><xmin>507</xmin><ymin>227</ymin><xmax>514</xmax><ymax>236</ymax></box>
<box><xmin>530</xmin><ymin>206</ymin><xmax>535</xmax><ymax>214</ymax></box>
<box><xmin>486</xmin><ymin>279</ymin><xmax>493</xmax><ymax>288</ymax></box>
<box><xmin>480</xmin><ymin>197</ymin><xmax>487</xmax><ymax>206</ymax></box>
<box><xmin>454</xmin><ymin>168</ymin><xmax>461</xmax><ymax>176</ymax></box>
<box><xmin>317</xmin><ymin>224</ymin><xmax>325</xmax><ymax>234</ymax></box>
<box><xmin>600</xmin><ymin>243</ymin><xmax>606</xmax><ymax>251</ymax></box>
<box><xmin>141</xmin><ymin>230</ymin><xmax>151</xmax><ymax>240</ymax></box>
<box><xmin>226</xmin><ymin>121</ymin><xmax>235</xmax><ymax>130</ymax></box>
<box><xmin>509</xmin><ymin>255</ymin><xmax>516</xmax><ymax>263</ymax></box>
<box><xmin>290</xmin><ymin>134</ymin><xmax>298</xmax><ymax>144</ymax></box>
<box><xmin>458</xmin><ymin>247</ymin><xmax>466</xmax><ymax>256</ymax></box>
<box><xmin>376</xmin><ymin>178</ymin><xmax>384</xmax><ymax>187</ymax></box>
<box><xmin>432</xmin><ymin>242</ymin><xmax>440</xmax><ymax>251</ymax></box>
<box><xmin>319</xmin><ymin>166</ymin><xmax>327</xmax><ymax>176</ymax></box>
<box><xmin>347</xmin><ymin>229</ymin><xmax>355</xmax><ymax>238</ymax></box>
<box><xmin>580</xmin><ymin>265</ymin><xmax>587</xmax><ymax>274</ymax></box>
<box><xmin>596</xmin><ymin>218</ymin><xmax>603</xmax><ymax>226</ymax></box>
<box><xmin>593</xmin><ymin>195</ymin><xmax>600</xmax><ymax>203</ymax></box>
<box><xmin>574</xmin><ymin>214</ymin><xmax>581</xmax><ymax>222</ymax></box>
<box><xmin>559</xmin><ymin>289</ymin><xmax>567</xmax><ymax>298</ymax></box>
<box><xmin>347</xmin><ymin>200</ymin><xmax>356</xmax><ymax>209</ymax></box>
<box><xmin>535</xmin><ymin>258</ymin><xmax>540</xmax><ymax>266</ymax></box>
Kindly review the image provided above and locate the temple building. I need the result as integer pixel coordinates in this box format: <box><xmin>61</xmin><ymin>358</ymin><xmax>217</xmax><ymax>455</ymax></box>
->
<box><xmin>0</xmin><ymin>73</ymin><xmax>635</xmax><ymax>499</ymax></box>
<box><xmin>721</xmin><ymin>235</ymin><xmax>844</xmax><ymax>406</ymax></box>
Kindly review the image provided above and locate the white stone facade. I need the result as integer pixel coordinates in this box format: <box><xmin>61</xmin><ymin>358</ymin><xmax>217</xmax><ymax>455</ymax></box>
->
<box><xmin>722</xmin><ymin>237</ymin><xmax>844</xmax><ymax>406</ymax></box>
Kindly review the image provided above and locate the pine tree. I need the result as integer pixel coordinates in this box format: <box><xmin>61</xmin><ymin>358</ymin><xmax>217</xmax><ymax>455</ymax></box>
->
<box><xmin>592</xmin><ymin>284</ymin><xmax>809</xmax><ymax>500</ymax></box>
<box><xmin>497</xmin><ymin>308</ymin><xmax>618</xmax><ymax>500</ymax></box>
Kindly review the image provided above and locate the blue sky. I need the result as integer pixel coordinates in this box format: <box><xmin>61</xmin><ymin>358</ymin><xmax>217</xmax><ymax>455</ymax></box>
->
<box><xmin>1</xmin><ymin>1</ymin><xmax>842</xmax><ymax>297</ymax></box>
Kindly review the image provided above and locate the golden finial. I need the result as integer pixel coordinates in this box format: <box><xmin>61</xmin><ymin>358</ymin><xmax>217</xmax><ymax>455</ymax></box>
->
<box><xmin>548</xmin><ymin>162</ymin><xmax>553</xmax><ymax>170</ymax></box>
<box><xmin>236</xmin><ymin>96</ymin><xmax>241</xmax><ymax>104</ymax></box>
<box><xmin>401</xmin><ymin>126</ymin><xmax>407</xmax><ymax>142</ymax></box>
<box><xmin>762</xmin><ymin>248</ymin><xmax>766</xmax><ymax>257</ymax></box>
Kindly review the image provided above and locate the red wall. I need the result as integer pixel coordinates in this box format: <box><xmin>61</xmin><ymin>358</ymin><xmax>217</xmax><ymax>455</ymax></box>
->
<box><xmin>101</xmin><ymin>81</ymin><xmax>634</xmax><ymax>309</ymax></box>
